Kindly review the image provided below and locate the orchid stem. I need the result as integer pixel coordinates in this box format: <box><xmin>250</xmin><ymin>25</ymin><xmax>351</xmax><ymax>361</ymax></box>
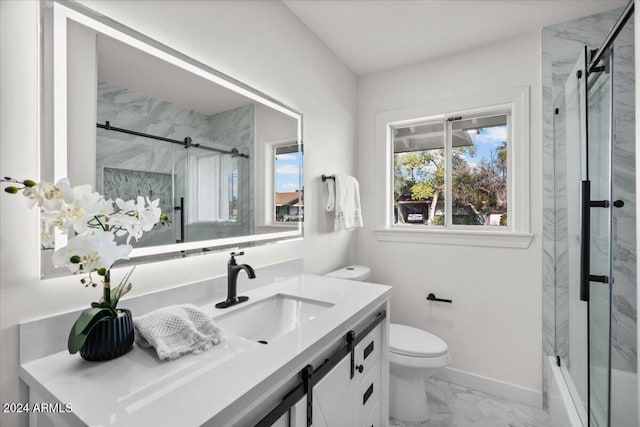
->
<box><xmin>93</xmin><ymin>215</ymin><xmax>107</xmax><ymax>231</ymax></box>
<box><xmin>103</xmin><ymin>269</ymin><xmax>111</xmax><ymax>306</ymax></box>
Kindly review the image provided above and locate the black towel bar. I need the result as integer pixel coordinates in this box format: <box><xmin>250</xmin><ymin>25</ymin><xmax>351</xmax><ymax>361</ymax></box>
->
<box><xmin>427</xmin><ymin>293</ymin><xmax>452</xmax><ymax>303</ymax></box>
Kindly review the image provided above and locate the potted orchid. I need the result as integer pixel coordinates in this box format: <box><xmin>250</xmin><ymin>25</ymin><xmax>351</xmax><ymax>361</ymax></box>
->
<box><xmin>2</xmin><ymin>176</ymin><xmax>168</xmax><ymax>361</ymax></box>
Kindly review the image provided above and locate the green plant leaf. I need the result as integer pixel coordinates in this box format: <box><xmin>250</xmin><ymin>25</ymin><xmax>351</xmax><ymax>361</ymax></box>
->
<box><xmin>91</xmin><ymin>301</ymin><xmax>113</xmax><ymax>310</ymax></box>
<box><xmin>110</xmin><ymin>266</ymin><xmax>136</xmax><ymax>310</ymax></box>
<box><xmin>68</xmin><ymin>308</ymin><xmax>114</xmax><ymax>354</ymax></box>
<box><xmin>72</xmin><ymin>307</ymin><xmax>110</xmax><ymax>334</ymax></box>
<box><xmin>111</xmin><ymin>282</ymin><xmax>132</xmax><ymax>309</ymax></box>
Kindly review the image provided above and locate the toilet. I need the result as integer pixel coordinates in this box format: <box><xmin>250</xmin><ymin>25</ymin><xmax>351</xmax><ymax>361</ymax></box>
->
<box><xmin>388</xmin><ymin>323</ymin><xmax>450</xmax><ymax>422</ymax></box>
<box><xmin>325</xmin><ymin>265</ymin><xmax>451</xmax><ymax>423</ymax></box>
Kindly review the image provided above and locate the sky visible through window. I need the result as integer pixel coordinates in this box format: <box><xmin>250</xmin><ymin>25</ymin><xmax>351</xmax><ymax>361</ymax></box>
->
<box><xmin>275</xmin><ymin>151</ymin><xmax>303</xmax><ymax>192</ymax></box>
<box><xmin>462</xmin><ymin>125</ymin><xmax>507</xmax><ymax>166</ymax></box>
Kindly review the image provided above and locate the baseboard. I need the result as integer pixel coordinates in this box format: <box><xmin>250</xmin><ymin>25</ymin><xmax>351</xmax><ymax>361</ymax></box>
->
<box><xmin>433</xmin><ymin>367</ymin><xmax>543</xmax><ymax>409</ymax></box>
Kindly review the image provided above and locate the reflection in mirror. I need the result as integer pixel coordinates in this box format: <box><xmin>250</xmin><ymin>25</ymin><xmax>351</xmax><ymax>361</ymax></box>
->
<box><xmin>93</xmin><ymin>31</ymin><xmax>259</xmax><ymax>248</ymax></box>
<box><xmin>41</xmin><ymin>3</ymin><xmax>302</xmax><ymax>277</ymax></box>
<box><xmin>275</xmin><ymin>143</ymin><xmax>304</xmax><ymax>223</ymax></box>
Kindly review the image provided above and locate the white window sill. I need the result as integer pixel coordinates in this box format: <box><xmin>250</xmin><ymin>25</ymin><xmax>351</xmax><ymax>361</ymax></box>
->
<box><xmin>259</xmin><ymin>223</ymin><xmax>302</xmax><ymax>228</ymax></box>
<box><xmin>374</xmin><ymin>228</ymin><xmax>534</xmax><ymax>249</ymax></box>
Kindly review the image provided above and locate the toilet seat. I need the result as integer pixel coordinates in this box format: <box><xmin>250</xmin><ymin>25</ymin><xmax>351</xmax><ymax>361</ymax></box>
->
<box><xmin>390</xmin><ymin>323</ymin><xmax>448</xmax><ymax>357</ymax></box>
<box><xmin>389</xmin><ymin>350</ymin><xmax>451</xmax><ymax>372</ymax></box>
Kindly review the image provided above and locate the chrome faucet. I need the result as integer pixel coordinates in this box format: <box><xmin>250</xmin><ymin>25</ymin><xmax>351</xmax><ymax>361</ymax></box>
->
<box><xmin>215</xmin><ymin>251</ymin><xmax>256</xmax><ymax>309</ymax></box>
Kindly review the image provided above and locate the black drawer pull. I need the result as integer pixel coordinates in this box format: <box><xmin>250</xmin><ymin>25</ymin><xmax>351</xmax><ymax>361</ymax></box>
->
<box><xmin>363</xmin><ymin>383</ymin><xmax>374</xmax><ymax>405</ymax></box>
<box><xmin>363</xmin><ymin>341</ymin><xmax>374</xmax><ymax>360</ymax></box>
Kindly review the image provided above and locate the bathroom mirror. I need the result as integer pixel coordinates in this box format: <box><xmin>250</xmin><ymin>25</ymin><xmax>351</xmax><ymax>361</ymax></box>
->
<box><xmin>40</xmin><ymin>1</ymin><xmax>303</xmax><ymax>277</ymax></box>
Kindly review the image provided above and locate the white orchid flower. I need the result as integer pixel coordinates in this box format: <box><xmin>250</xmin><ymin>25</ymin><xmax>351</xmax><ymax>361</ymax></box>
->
<box><xmin>4</xmin><ymin>176</ymin><xmax>166</xmax><ymax>293</ymax></box>
<box><xmin>22</xmin><ymin>178</ymin><xmax>74</xmax><ymax>211</ymax></box>
<box><xmin>110</xmin><ymin>196</ymin><xmax>162</xmax><ymax>243</ymax></box>
<box><xmin>51</xmin><ymin>232</ymin><xmax>132</xmax><ymax>274</ymax></box>
<box><xmin>110</xmin><ymin>212</ymin><xmax>142</xmax><ymax>244</ymax></box>
<box><xmin>139</xmin><ymin>197</ymin><xmax>161</xmax><ymax>231</ymax></box>
<box><xmin>63</xmin><ymin>185</ymin><xmax>110</xmax><ymax>234</ymax></box>
<box><xmin>114</xmin><ymin>197</ymin><xmax>140</xmax><ymax>214</ymax></box>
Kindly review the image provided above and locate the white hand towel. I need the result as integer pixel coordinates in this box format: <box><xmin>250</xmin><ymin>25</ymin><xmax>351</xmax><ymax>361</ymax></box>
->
<box><xmin>134</xmin><ymin>304</ymin><xmax>225</xmax><ymax>361</ymax></box>
<box><xmin>325</xmin><ymin>178</ymin><xmax>336</xmax><ymax>212</ymax></box>
<box><xmin>333</xmin><ymin>174</ymin><xmax>363</xmax><ymax>231</ymax></box>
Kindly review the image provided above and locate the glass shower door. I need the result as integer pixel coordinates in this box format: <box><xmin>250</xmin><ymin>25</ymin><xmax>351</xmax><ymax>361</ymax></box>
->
<box><xmin>555</xmin><ymin>46</ymin><xmax>613</xmax><ymax>427</ymax></box>
<box><xmin>586</xmin><ymin>47</ymin><xmax>613</xmax><ymax>427</ymax></box>
<box><xmin>555</xmin><ymin>48</ymin><xmax>589</xmax><ymax>425</ymax></box>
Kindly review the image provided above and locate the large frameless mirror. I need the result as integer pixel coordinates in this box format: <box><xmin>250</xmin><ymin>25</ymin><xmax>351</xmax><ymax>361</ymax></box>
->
<box><xmin>40</xmin><ymin>1</ymin><xmax>303</xmax><ymax>277</ymax></box>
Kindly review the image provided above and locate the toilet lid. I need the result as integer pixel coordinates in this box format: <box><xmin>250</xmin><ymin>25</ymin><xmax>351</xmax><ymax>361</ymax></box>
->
<box><xmin>390</xmin><ymin>323</ymin><xmax>448</xmax><ymax>357</ymax></box>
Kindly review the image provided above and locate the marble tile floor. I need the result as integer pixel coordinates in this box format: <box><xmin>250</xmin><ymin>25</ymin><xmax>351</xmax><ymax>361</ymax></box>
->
<box><xmin>390</xmin><ymin>378</ymin><xmax>551</xmax><ymax>427</ymax></box>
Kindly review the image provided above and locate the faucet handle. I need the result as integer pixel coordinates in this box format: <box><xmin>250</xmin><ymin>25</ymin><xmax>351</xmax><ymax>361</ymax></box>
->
<box><xmin>229</xmin><ymin>251</ymin><xmax>245</xmax><ymax>263</ymax></box>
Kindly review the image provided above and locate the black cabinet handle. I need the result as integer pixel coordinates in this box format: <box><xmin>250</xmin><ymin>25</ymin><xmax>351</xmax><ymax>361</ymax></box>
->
<box><xmin>363</xmin><ymin>383</ymin><xmax>374</xmax><ymax>405</ymax></box>
<box><xmin>363</xmin><ymin>341</ymin><xmax>374</xmax><ymax>360</ymax></box>
<box><xmin>356</xmin><ymin>364</ymin><xmax>364</xmax><ymax>374</ymax></box>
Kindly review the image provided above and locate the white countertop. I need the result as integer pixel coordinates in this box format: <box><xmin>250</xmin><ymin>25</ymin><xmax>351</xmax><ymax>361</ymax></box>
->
<box><xmin>20</xmin><ymin>274</ymin><xmax>391</xmax><ymax>427</ymax></box>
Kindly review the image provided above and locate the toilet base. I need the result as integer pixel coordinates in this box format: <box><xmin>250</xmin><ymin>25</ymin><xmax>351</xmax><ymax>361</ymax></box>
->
<box><xmin>389</xmin><ymin>374</ymin><xmax>429</xmax><ymax>423</ymax></box>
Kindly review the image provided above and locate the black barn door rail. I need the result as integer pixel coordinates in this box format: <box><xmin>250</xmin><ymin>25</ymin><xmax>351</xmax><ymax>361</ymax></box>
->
<box><xmin>255</xmin><ymin>310</ymin><xmax>386</xmax><ymax>427</ymax></box>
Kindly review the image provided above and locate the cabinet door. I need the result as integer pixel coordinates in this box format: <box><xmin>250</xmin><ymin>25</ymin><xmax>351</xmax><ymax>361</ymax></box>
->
<box><xmin>354</xmin><ymin>360</ymin><xmax>381</xmax><ymax>426</ymax></box>
<box><xmin>312</xmin><ymin>355</ymin><xmax>353</xmax><ymax>427</ymax></box>
<box><xmin>289</xmin><ymin>397</ymin><xmax>307</xmax><ymax>427</ymax></box>
<box><xmin>354</xmin><ymin>324</ymin><xmax>383</xmax><ymax>427</ymax></box>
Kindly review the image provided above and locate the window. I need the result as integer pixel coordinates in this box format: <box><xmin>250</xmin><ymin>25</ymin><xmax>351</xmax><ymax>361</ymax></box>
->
<box><xmin>274</xmin><ymin>143</ymin><xmax>303</xmax><ymax>222</ymax></box>
<box><xmin>375</xmin><ymin>87</ymin><xmax>532</xmax><ymax>248</ymax></box>
<box><xmin>392</xmin><ymin>112</ymin><xmax>509</xmax><ymax>228</ymax></box>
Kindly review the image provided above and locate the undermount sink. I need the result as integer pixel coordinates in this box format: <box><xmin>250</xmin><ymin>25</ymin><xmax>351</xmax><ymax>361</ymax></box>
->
<box><xmin>214</xmin><ymin>294</ymin><xmax>334</xmax><ymax>343</ymax></box>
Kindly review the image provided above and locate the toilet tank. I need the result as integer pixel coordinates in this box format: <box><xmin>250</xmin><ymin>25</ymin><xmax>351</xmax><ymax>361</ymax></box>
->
<box><xmin>324</xmin><ymin>265</ymin><xmax>371</xmax><ymax>281</ymax></box>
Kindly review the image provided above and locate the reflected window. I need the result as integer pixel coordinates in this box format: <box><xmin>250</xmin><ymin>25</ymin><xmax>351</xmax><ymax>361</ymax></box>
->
<box><xmin>274</xmin><ymin>143</ymin><xmax>303</xmax><ymax>222</ymax></box>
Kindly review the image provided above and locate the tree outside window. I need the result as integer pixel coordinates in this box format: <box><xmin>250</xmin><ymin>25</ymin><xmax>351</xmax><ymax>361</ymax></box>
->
<box><xmin>393</xmin><ymin>113</ymin><xmax>508</xmax><ymax>228</ymax></box>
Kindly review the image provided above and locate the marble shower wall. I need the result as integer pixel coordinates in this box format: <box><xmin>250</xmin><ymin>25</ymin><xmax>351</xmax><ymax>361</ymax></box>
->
<box><xmin>542</xmin><ymin>6</ymin><xmax>637</xmax><ymax>407</ymax></box>
<box><xmin>611</xmin><ymin>30</ymin><xmax>636</xmax><ymax>373</ymax></box>
<box><xmin>96</xmin><ymin>80</ymin><xmax>254</xmax><ymax>246</ymax></box>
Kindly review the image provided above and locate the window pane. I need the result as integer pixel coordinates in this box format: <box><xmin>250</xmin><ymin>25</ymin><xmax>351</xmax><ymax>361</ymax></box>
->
<box><xmin>393</xmin><ymin>121</ymin><xmax>445</xmax><ymax>226</ymax></box>
<box><xmin>275</xmin><ymin>144</ymin><xmax>303</xmax><ymax>222</ymax></box>
<box><xmin>451</xmin><ymin>115</ymin><xmax>508</xmax><ymax>226</ymax></box>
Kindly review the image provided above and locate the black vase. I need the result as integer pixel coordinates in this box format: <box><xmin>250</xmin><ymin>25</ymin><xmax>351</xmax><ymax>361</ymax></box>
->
<box><xmin>80</xmin><ymin>309</ymin><xmax>135</xmax><ymax>361</ymax></box>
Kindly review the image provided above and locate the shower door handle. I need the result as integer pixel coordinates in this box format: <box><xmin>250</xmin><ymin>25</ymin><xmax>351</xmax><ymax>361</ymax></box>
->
<box><xmin>175</xmin><ymin>196</ymin><xmax>185</xmax><ymax>243</ymax></box>
<box><xmin>580</xmin><ymin>180</ymin><xmax>611</xmax><ymax>302</ymax></box>
<box><xmin>580</xmin><ymin>180</ymin><xmax>590</xmax><ymax>301</ymax></box>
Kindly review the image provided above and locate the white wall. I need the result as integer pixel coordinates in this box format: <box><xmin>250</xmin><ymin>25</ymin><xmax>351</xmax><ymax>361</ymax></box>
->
<box><xmin>0</xmin><ymin>1</ymin><xmax>357</xmax><ymax>426</ymax></box>
<box><xmin>357</xmin><ymin>33</ymin><xmax>543</xmax><ymax>392</ymax></box>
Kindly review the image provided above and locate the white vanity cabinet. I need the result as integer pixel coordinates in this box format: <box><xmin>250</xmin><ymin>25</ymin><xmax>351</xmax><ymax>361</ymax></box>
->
<box><xmin>312</xmin><ymin>355</ymin><xmax>353</xmax><ymax>426</ymax></box>
<box><xmin>287</xmin><ymin>322</ymin><xmax>385</xmax><ymax>427</ymax></box>
<box><xmin>20</xmin><ymin>275</ymin><xmax>391</xmax><ymax>427</ymax></box>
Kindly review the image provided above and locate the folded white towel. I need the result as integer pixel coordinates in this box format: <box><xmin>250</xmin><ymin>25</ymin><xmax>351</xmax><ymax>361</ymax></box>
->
<box><xmin>325</xmin><ymin>178</ymin><xmax>336</xmax><ymax>212</ymax></box>
<box><xmin>325</xmin><ymin>174</ymin><xmax>363</xmax><ymax>231</ymax></box>
<box><xmin>134</xmin><ymin>304</ymin><xmax>225</xmax><ymax>361</ymax></box>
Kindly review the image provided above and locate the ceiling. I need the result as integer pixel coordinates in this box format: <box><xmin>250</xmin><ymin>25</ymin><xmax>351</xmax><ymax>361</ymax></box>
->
<box><xmin>283</xmin><ymin>0</ymin><xmax>628</xmax><ymax>76</ymax></box>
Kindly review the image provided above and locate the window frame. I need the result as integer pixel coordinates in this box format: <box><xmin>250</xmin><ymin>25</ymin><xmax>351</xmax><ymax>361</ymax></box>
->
<box><xmin>273</xmin><ymin>142</ymin><xmax>304</xmax><ymax>223</ymax></box>
<box><xmin>257</xmin><ymin>136</ymin><xmax>303</xmax><ymax>228</ymax></box>
<box><xmin>374</xmin><ymin>87</ymin><xmax>532</xmax><ymax>248</ymax></box>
